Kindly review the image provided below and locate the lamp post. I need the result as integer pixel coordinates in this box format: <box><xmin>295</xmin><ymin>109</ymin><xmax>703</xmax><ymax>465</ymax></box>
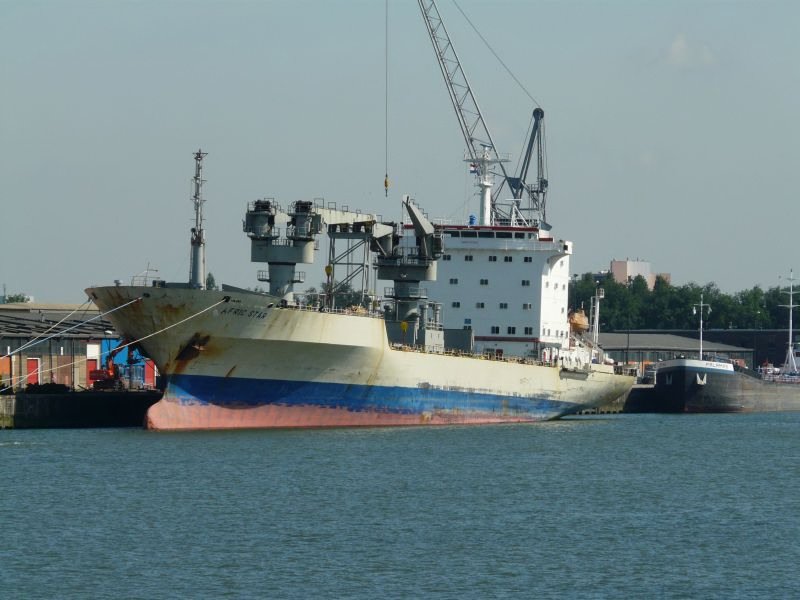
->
<box><xmin>591</xmin><ymin>284</ymin><xmax>604</xmax><ymax>347</ymax></box>
<box><xmin>752</xmin><ymin>309</ymin><xmax>761</xmax><ymax>369</ymax></box>
<box><xmin>626</xmin><ymin>320</ymin><xmax>631</xmax><ymax>366</ymax></box>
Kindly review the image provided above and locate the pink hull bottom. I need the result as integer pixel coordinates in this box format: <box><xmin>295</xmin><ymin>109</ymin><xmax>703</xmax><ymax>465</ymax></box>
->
<box><xmin>145</xmin><ymin>399</ymin><xmax>548</xmax><ymax>431</ymax></box>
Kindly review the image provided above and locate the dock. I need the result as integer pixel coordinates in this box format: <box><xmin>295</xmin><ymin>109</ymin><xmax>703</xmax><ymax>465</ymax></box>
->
<box><xmin>0</xmin><ymin>389</ymin><xmax>162</xmax><ymax>428</ymax></box>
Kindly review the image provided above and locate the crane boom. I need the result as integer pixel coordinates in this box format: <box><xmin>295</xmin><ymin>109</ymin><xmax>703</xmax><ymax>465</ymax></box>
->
<box><xmin>418</xmin><ymin>0</ymin><xmax>511</xmax><ymax>225</ymax></box>
<box><xmin>506</xmin><ymin>107</ymin><xmax>547</xmax><ymax>221</ymax></box>
<box><xmin>418</xmin><ymin>0</ymin><xmax>548</xmax><ymax>226</ymax></box>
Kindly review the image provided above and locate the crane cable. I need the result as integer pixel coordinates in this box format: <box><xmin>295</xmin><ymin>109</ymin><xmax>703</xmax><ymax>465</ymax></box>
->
<box><xmin>1</xmin><ymin>296</ymin><xmax>142</xmax><ymax>360</ymax></box>
<box><xmin>6</xmin><ymin>298</ymin><xmax>93</xmax><ymax>358</ymax></box>
<box><xmin>514</xmin><ymin>112</ymin><xmax>536</xmax><ymax>178</ymax></box>
<box><xmin>451</xmin><ymin>0</ymin><xmax>540</xmax><ymax>109</ymax></box>
<box><xmin>451</xmin><ymin>0</ymin><xmax>550</xmax><ymax>205</ymax></box>
<box><xmin>384</xmin><ymin>0</ymin><xmax>390</xmax><ymax>198</ymax></box>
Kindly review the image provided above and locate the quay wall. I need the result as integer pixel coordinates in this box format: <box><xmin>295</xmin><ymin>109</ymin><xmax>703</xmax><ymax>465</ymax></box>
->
<box><xmin>0</xmin><ymin>390</ymin><xmax>161</xmax><ymax>429</ymax></box>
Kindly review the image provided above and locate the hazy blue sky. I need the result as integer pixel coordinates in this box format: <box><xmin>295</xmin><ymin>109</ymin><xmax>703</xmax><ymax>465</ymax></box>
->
<box><xmin>2</xmin><ymin>0</ymin><xmax>798</xmax><ymax>302</ymax></box>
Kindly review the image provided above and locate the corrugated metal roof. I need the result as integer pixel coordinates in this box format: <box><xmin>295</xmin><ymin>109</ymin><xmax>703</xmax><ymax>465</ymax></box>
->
<box><xmin>598</xmin><ymin>332</ymin><xmax>748</xmax><ymax>352</ymax></box>
<box><xmin>0</xmin><ymin>302</ymin><xmax>100</xmax><ymax>313</ymax></box>
<box><xmin>0</xmin><ymin>306</ymin><xmax>114</xmax><ymax>339</ymax></box>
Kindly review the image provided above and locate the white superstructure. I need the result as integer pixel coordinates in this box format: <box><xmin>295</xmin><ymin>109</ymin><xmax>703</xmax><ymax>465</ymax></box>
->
<box><xmin>423</xmin><ymin>224</ymin><xmax>572</xmax><ymax>360</ymax></box>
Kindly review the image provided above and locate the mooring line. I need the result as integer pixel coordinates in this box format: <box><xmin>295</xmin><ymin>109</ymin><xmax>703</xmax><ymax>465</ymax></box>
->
<box><xmin>0</xmin><ymin>296</ymin><xmax>229</xmax><ymax>393</ymax></box>
<box><xmin>1</xmin><ymin>296</ymin><xmax>142</xmax><ymax>360</ymax></box>
<box><xmin>10</xmin><ymin>298</ymin><xmax>93</xmax><ymax>357</ymax></box>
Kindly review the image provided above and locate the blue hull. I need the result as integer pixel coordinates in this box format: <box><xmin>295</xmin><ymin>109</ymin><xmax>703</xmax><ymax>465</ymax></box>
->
<box><xmin>163</xmin><ymin>373</ymin><xmax>576</xmax><ymax>419</ymax></box>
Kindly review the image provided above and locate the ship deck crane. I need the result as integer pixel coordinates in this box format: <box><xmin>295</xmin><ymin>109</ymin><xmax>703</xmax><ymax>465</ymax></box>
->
<box><xmin>505</xmin><ymin>107</ymin><xmax>547</xmax><ymax>221</ymax></box>
<box><xmin>418</xmin><ymin>0</ymin><xmax>548</xmax><ymax>226</ymax></box>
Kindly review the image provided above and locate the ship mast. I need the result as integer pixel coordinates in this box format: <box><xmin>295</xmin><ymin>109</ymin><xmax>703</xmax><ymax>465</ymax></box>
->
<box><xmin>189</xmin><ymin>149</ymin><xmax>207</xmax><ymax>289</ymax></box>
<box><xmin>779</xmin><ymin>270</ymin><xmax>798</xmax><ymax>373</ymax></box>
<box><xmin>693</xmin><ymin>294</ymin><xmax>711</xmax><ymax>360</ymax></box>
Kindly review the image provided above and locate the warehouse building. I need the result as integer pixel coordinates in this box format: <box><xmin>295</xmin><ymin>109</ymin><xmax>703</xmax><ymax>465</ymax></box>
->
<box><xmin>0</xmin><ymin>302</ymin><xmax>156</xmax><ymax>392</ymax></box>
<box><xmin>598</xmin><ymin>332</ymin><xmax>751</xmax><ymax>377</ymax></box>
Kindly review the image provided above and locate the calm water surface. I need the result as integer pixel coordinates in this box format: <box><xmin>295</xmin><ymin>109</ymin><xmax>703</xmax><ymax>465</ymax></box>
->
<box><xmin>2</xmin><ymin>413</ymin><xmax>799</xmax><ymax>599</ymax></box>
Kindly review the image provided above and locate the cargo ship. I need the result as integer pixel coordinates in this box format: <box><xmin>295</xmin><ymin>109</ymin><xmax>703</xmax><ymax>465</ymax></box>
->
<box><xmin>86</xmin><ymin>1</ymin><xmax>634</xmax><ymax>430</ymax></box>
<box><xmin>87</xmin><ymin>175</ymin><xmax>632</xmax><ymax>430</ymax></box>
<box><xmin>654</xmin><ymin>284</ymin><xmax>800</xmax><ymax>412</ymax></box>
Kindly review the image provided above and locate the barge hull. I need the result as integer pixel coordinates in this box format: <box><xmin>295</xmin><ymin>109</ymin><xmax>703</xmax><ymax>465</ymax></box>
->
<box><xmin>655</xmin><ymin>358</ymin><xmax>800</xmax><ymax>413</ymax></box>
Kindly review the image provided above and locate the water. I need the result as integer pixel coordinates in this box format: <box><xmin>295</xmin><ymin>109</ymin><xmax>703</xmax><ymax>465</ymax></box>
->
<box><xmin>2</xmin><ymin>414</ymin><xmax>799</xmax><ymax>599</ymax></box>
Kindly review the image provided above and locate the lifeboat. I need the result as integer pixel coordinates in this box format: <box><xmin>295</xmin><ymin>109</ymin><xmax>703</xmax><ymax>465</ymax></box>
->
<box><xmin>569</xmin><ymin>308</ymin><xmax>590</xmax><ymax>333</ymax></box>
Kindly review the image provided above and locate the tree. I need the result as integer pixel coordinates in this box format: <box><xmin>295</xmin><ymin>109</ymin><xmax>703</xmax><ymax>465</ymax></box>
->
<box><xmin>569</xmin><ymin>273</ymin><xmax>602</xmax><ymax>313</ymax></box>
<box><xmin>569</xmin><ymin>272</ymin><xmax>792</xmax><ymax>331</ymax></box>
<box><xmin>3</xmin><ymin>293</ymin><xmax>29</xmax><ymax>303</ymax></box>
<box><xmin>306</xmin><ymin>281</ymin><xmax>368</xmax><ymax>309</ymax></box>
<box><xmin>205</xmin><ymin>272</ymin><xmax>217</xmax><ymax>291</ymax></box>
<box><xmin>736</xmin><ymin>286</ymin><xmax>767</xmax><ymax>328</ymax></box>
<box><xmin>644</xmin><ymin>275</ymin><xmax>676</xmax><ymax>328</ymax></box>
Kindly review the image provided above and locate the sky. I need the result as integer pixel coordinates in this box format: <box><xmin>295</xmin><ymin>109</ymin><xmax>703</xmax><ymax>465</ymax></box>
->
<box><xmin>2</xmin><ymin>0</ymin><xmax>799</xmax><ymax>302</ymax></box>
